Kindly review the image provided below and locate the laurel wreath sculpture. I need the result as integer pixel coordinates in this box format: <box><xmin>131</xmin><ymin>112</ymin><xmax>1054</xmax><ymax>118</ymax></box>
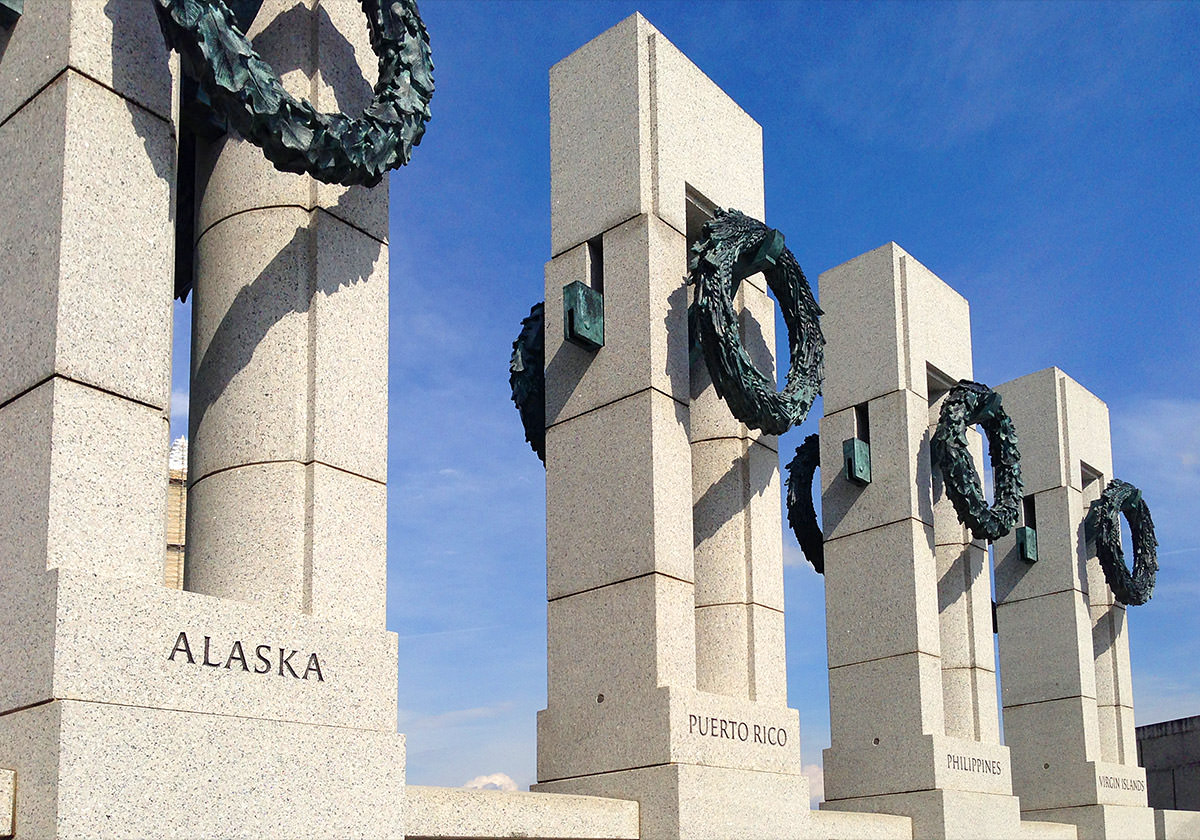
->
<box><xmin>689</xmin><ymin>209</ymin><xmax>824</xmax><ymax>435</ymax></box>
<box><xmin>1088</xmin><ymin>479</ymin><xmax>1158</xmax><ymax>605</ymax></box>
<box><xmin>930</xmin><ymin>380</ymin><xmax>1023</xmax><ymax>542</ymax></box>
<box><xmin>785</xmin><ymin>434</ymin><xmax>824</xmax><ymax>574</ymax></box>
<box><xmin>154</xmin><ymin>0</ymin><xmax>434</xmax><ymax>187</ymax></box>
<box><xmin>509</xmin><ymin>303</ymin><xmax>546</xmax><ymax>464</ymax></box>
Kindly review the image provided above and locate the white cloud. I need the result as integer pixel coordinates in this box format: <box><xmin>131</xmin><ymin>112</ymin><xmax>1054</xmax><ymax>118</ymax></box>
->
<box><xmin>802</xmin><ymin>763</ymin><xmax>824</xmax><ymax>809</ymax></box>
<box><xmin>462</xmin><ymin>772</ymin><xmax>518</xmax><ymax>792</ymax></box>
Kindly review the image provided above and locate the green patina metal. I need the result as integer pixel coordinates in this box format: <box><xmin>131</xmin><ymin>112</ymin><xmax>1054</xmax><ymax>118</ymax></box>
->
<box><xmin>843</xmin><ymin>437</ymin><xmax>871</xmax><ymax>486</ymax></box>
<box><xmin>1086</xmin><ymin>478</ymin><xmax>1157</xmax><ymax>605</ymax></box>
<box><xmin>563</xmin><ymin>281</ymin><xmax>604</xmax><ymax>350</ymax></box>
<box><xmin>930</xmin><ymin>380</ymin><xmax>1023</xmax><ymax>542</ymax></box>
<box><xmin>1016</xmin><ymin>525</ymin><xmax>1038</xmax><ymax>563</ymax></box>
<box><xmin>688</xmin><ymin>208</ymin><xmax>824</xmax><ymax>435</ymax></box>
<box><xmin>785</xmin><ymin>434</ymin><xmax>824</xmax><ymax>574</ymax></box>
<box><xmin>0</xmin><ymin>0</ymin><xmax>22</xmax><ymax>28</ymax></box>
<box><xmin>153</xmin><ymin>0</ymin><xmax>433</xmax><ymax>187</ymax></box>
<box><xmin>509</xmin><ymin>303</ymin><xmax>546</xmax><ymax>464</ymax></box>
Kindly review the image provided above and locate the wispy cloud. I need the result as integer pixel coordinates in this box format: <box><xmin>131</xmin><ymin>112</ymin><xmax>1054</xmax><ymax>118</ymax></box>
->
<box><xmin>399</xmin><ymin>703</ymin><xmax>513</xmax><ymax>732</ymax></box>
<box><xmin>462</xmin><ymin>773</ymin><xmax>518</xmax><ymax>792</ymax></box>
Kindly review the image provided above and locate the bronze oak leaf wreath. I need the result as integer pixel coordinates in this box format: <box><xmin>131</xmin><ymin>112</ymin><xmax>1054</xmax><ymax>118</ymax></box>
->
<box><xmin>785</xmin><ymin>433</ymin><xmax>823</xmax><ymax>574</ymax></box>
<box><xmin>154</xmin><ymin>0</ymin><xmax>434</xmax><ymax>187</ymax></box>
<box><xmin>688</xmin><ymin>209</ymin><xmax>824</xmax><ymax>435</ymax></box>
<box><xmin>1088</xmin><ymin>479</ymin><xmax>1158</xmax><ymax>606</ymax></box>
<box><xmin>509</xmin><ymin>303</ymin><xmax>546</xmax><ymax>464</ymax></box>
<box><xmin>930</xmin><ymin>380</ymin><xmax>1023</xmax><ymax>542</ymax></box>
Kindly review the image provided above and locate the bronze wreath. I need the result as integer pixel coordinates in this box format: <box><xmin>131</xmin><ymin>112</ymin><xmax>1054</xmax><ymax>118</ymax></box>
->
<box><xmin>688</xmin><ymin>209</ymin><xmax>824</xmax><ymax>435</ymax></box>
<box><xmin>785</xmin><ymin>434</ymin><xmax>823</xmax><ymax>573</ymax></box>
<box><xmin>154</xmin><ymin>0</ymin><xmax>433</xmax><ymax>187</ymax></box>
<box><xmin>930</xmin><ymin>380</ymin><xmax>1023</xmax><ymax>542</ymax></box>
<box><xmin>509</xmin><ymin>303</ymin><xmax>545</xmax><ymax>463</ymax></box>
<box><xmin>1087</xmin><ymin>479</ymin><xmax>1158</xmax><ymax>606</ymax></box>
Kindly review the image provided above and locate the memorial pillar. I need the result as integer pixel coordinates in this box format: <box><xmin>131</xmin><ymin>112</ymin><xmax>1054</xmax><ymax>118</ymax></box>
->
<box><xmin>817</xmin><ymin>245</ymin><xmax>1061</xmax><ymax>839</ymax></box>
<box><xmin>185</xmin><ymin>0</ymin><xmax>389</xmax><ymax>625</ymax></box>
<box><xmin>533</xmin><ymin>15</ymin><xmax>815</xmax><ymax>839</ymax></box>
<box><xmin>994</xmin><ymin>367</ymin><xmax>1155</xmax><ymax>838</ymax></box>
<box><xmin>0</xmin><ymin>3</ymin><xmax>406</xmax><ymax>836</ymax></box>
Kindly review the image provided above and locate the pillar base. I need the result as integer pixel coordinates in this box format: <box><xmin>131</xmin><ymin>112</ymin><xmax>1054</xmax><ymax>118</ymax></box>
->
<box><xmin>1022</xmin><ymin>803</ymin><xmax>1157</xmax><ymax>840</ymax></box>
<box><xmin>822</xmin><ymin>788</ymin><xmax>1076</xmax><ymax>840</ymax></box>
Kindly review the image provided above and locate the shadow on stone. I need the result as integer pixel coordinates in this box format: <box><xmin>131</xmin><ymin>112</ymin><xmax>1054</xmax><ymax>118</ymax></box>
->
<box><xmin>188</xmin><ymin>190</ymin><xmax>382</xmax><ymax>437</ymax></box>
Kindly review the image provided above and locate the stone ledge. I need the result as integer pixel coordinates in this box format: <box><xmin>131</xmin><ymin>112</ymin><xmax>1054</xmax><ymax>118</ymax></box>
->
<box><xmin>405</xmin><ymin>785</ymin><xmax>639</xmax><ymax>840</ymax></box>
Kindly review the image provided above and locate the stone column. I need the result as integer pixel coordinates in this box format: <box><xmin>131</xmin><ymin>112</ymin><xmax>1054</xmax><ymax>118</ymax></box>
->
<box><xmin>818</xmin><ymin>244</ymin><xmax>1041</xmax><ymax>839</ymax></box>
<box><xmin>994</xmin><ymin>367</ymin><xmax>1155</xmax><ymax>839</ymax></box>
<box><xmin>185</xmin><ymin>0</ymin><xmax>388</xmax><ymax>626</ymax></box>
<box><xmin>533</xmin><ymin>15</ymin><xmax>813</xmax><ymax>839</ymax></box>
<box><xmin>690</xmin><ymin>246</ymin><xmax>787</xmax><ymax>704</ymax></box>
<box><xmin>0</xmin><ymin>0</ymin><xmax>175</xmax><ymax>588</ymax></box>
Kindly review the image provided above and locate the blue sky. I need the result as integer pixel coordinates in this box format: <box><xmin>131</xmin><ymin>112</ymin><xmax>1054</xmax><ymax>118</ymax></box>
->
<box><xmin>171</xmin><ymin>0</ymin><xmax>1199</xmax><ymax>798</ymax></box>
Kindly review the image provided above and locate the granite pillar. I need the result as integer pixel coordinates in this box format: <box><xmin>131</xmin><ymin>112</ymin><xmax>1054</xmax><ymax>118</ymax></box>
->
<box><xmin>817</xmin><ymin>244</ymin><xmax>1060</xmax><ymax>839</ymax></box>
<box><xmin>994</xmin><ymin>367</ymin><xmax>1156</xmax><ymax>838</ymax></box>
<box><xmin>0</xmin><ymin>3</ymin><xmax>405</xmax><ymax>836</ymax></box>
<box><xmin>186</xmin><ymin>0</ymin><xmax>388</xmax><ymax>627</ymax></box>
<box><xmin>533</xmin><ymin>14</ymin><xmax>827</xmax><ymax>839</ymax></box>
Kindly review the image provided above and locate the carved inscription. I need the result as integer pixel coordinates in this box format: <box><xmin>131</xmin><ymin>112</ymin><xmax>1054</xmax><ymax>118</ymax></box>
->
<box><xmin>169</xmin><ymin>632</ymin><xmax>325</xmax><ymax>682</ymax></box>
<box><xmin>1098</xmin><ymin>775</ymin><xmax>1146</xmax><ymax>792</ymax></box>
<box><xmin>946</xmin><ymin>753</ymin><xmax>1004</xmax><ymax>775</ymax></box>
<box><xmin>687</xmin><ymin>714</ymin><xmax>788</xmax><ymax>746</ymax></box>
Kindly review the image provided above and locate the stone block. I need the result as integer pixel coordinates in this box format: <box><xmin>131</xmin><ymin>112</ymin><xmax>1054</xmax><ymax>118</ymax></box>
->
<box><xmin>546</xmin><ymin>573</ymin><xmax>696</xmax><ymax>705</ymax></box>
<box><xmin>1027</xmin><ymin>803</ymin><xmax>1156</xmax><ymax>840</ymax></box>
<box><xmin>942</xmin><ymin>665</ymin><xmax>1000</xmax><ymax>743</ymax></box>
<box><xmin>649</xmin><ymin>26</ymin><xmax>764</xmax><ymax>237</ymax></box>
<box><xmin>998</xmin><ymin>589</ymin><xmax>1098</xmax><ymax>708</ymax></box>
<box><xmin>931</xmin><ymin>426</ymin><xmax>986</xmax><ymax>549</ymax></box>
<box><xmin>819</xmin><ymin>243</ymin><xmax>972</xmax><ymax>415</ymax></box>
<box><xmin>691</xmin><ymin>438</ymin><xmax>784</xmax><ymax>610</ymax></box>
<box><xmin>308</xmin><ymin>464</ymin><xmax>386</xmax><ymax>626</ymax></box>
<box><xmin>186</xmin><ymin>461</ymin><xmax>307</xmax><ymax>611</ymax></box>
<box><xmin>190</xmin><ymin>207</ymin><xmax>309</xmax><ymax>480</ymax></box>
<box><xmin>1092</xmin><ymin>604</ymin><xmax>1135</xmax><ymax>710</ymax></box>
<box><xmin>936</xmin><ymin>542</ymin><xmax>993</xmax><ymax>671</ymax></box>
<box><xmin>0</xmin><ymin>0</ymin><xmax>173</xmax><ymax>124</ymax></box>
<box><xmin>0</xmin><ymin>71</ymin><xmax>173</xmax><ymax>409</ymax></box>
<box><xmin>800</xmin><ymin>809</ymin><xmax>915</xmax><ymax>840</ymax></box>
<box><xmin>404</xmin><ymin>785</ymin><xmax>640</xmax><ymax>840</ymax></box>
<box><xmin>825</xmin><ymin>743</ymin><xmax>1015</xmax><ymax>808</ymax></box>
<box><xmin>996</xmin><ymin>367</ymin><xmax>1114</xmax><ymax>497</ymax></box>
<box><xmin>0</xmin><ymin>378</ymin><xmax>168</xmax><ymax>585</ymax></box>
<box><xmin>309</xmin><ymin>212</ymin><xmax>388</xmax><ymax>482</ymax></box>
<box><xmin>0</xmin><ymin>699</ymin><xmax>405</xmax><ymax>839</ymax></box>
<box><xmin>545</xmin><ymin>389</ymin><xmax>694</xmax><ymax>599</ymax></box>
<box><xmin>549</xmin><ymin>15</ymin><xmax>763</xmax><ymax>254</ymax></box>
<box><xmin>748</xmin><ymin>603</ymin><xmax>788</xmax><ymax>704</ymax></box>
<box><xmin>828</xmin><ymin>652</ymin><xmax>944</xmax><ymax>748</ymax></box>
<box><xmin>819</xmin><ymin>389</ymin><xmax>936</xmax><ymax>542</ymax></box>
<box><xmin>1005</xmin><ymin>698</ymin><xmax>1102</xmax><ymax>807</ymax></box>
<box><xmin>824</xmin><ymin>517</ymin><xmax>941</xmax><ymax>668</ymax></box>
<box><xmin>0</xmin><ymin>567</ymin><xmax>399</xmax><ymax>732</ymax></box>
<box><xmin>549</xmin><ymin>14</ymin><xmax>650</xmax><ymax>254</ymax></box>
<box><xmin>995</xmin><ymin>486</ymin><xmax>1090</xmax><ymax>605</ymax></box>
<box><xmin>544</xmin><ymin>214</ymin><xmax>690</xmax><ymax>427</ymax></box>
<box><xmin>192</xmin><ymin>206</ymin><xmax>385</xmax><ymax>483</ymax></box>
<box><xmin>695</xmin><ymin>603</ymin><xmax>750</xmax><ymax>698</ymax></box>
<box><xmin>539</xmin><ymin>682</ymin><xmax>800</xmax><ymax>783</ymax></box>
<box><xmin>1156</xmin><ymin>808</ymin><xmax>1200</xmax><ymax>840</ymax></box>
<box><xmin>536</xmin><ymin>763</ymin><xmax>810</xmax><ymax>840</ymax></box>
<box><xmin>825</xmin><ymin>788</ymin><xmax>1026</xmax><ymax>840</ymax></box>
